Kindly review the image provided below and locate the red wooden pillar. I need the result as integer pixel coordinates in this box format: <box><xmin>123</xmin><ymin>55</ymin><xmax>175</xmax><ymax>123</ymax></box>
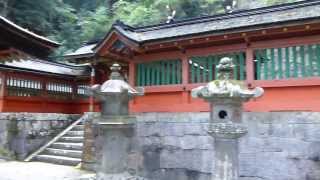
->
<box><xmin>89</xmin><ymin>66</ymin><xmax>95</xmax><ymax>112</ymax></box>
<box><xmin>129</xmin><ymin>61</ymin><xmax>136</xmax><ymax>109</ymax></box>
<box><xmin>0</xmin><ymin>72</ymin><xmax>7</xmax><ymax>111</ymax></box>
<box><xmin>246</xmin><ymin>46</ymin><xmax>254</xmax><ymax>88</ymax></box>
<box><xmin>41</xmin><ymin>77</ymin><xmax>48</xmax><ymax>112</ymax></box>
<box><xmin>181</xmin><ymin>55</ymin><xmax>189</xmax><ymax>104</ymax></box>
<box><xmin>128</xmin><ymin>62</ymin><xmax>135</xmax><ymax>86</ymax></box>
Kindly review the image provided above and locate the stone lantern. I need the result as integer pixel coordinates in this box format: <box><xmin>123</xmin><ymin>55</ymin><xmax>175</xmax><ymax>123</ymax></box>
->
<box><xmin>90</xmin><ymin>63</ymin><xmax>144</xmax><ymax>177</ymax></box>
<box><xmin>91</xmin><ymin>63</ymin><xmax>144</xmax><ymax>117</ymax></box>
<box><xmin>192</xmin><ymin>57</ymin><xmax>264</xmax><ymax>180</ymax></box>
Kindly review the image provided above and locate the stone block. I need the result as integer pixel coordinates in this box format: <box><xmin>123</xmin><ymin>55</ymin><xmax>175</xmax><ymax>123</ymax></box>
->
<box><xmin>160</xmin><ymin>149</ymin><xmax>214</xmax><ymax>173</ymax></box>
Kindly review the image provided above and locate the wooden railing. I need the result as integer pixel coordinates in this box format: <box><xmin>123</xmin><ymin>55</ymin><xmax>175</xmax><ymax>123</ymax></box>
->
<box><xmin>136</xmin><ymin>59</ymin><xmax>182</xmax><ymax>86</ymax></box>
<box><xmin>189</xmin><ymin>51</ymin><xmax>246</xmax><ymax>83</ymax></box>
<box><xmin>4</xmin><ymin>74</ymin><xmax>90</xmax><ymax>100</ymax></box>
<box><xmin>0</xmin><ymin>72</ymin><xmax>92</xmax><ymax>113</ymax></box>
<box><xmin>254</xmin><ymin>44</ymin><xmax>320</xmax><ymax>80</ymax></box>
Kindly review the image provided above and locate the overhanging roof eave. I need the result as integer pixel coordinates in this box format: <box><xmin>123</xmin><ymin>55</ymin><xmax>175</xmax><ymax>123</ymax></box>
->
<box><xmin>138</xmin><ymin>17</ymin><xmax>320</xmax><ymax>45</ymax></box>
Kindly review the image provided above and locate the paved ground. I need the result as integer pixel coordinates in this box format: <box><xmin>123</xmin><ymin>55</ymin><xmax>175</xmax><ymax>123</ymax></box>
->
<box><xmin>0</xmin><ymin>161</ymin><xmax>95</xmax><ymax>180</ymax></box>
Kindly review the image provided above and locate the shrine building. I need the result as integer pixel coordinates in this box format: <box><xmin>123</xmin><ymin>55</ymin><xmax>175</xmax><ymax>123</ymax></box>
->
<box><xmin>67</xmin><ymin>0</ymin><xmax>320</xmax><ymax>113</ymax></box>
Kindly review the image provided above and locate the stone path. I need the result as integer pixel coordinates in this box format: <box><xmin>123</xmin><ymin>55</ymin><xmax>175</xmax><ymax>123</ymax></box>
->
<box><xmin>0</xmin><ymin>161</ymin><xmax>95</xmax><ymax>180</ymax></box>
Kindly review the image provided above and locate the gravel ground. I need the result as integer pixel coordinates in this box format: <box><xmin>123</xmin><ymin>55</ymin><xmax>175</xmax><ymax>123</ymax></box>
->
<box><xmin>0</xmin><ymin>161</ymin><xmax>95</xmax><ymax>180</ymax></box>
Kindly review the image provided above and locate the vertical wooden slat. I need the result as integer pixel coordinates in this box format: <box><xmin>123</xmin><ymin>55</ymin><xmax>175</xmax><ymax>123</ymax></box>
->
<box><xmin>209</xmin><ymin>56</ymin><xmax>213</xmax><ymax>81</ymax></box>
<box><xmin>141</xmin><ymin>64</ymin><xmax>145</xmax><ymax>86</ymax></box>
<box><xmin>146</xmin><ymin>63</ymin><xmax>151</xmax><ymax>86</ymax></box>
<box><xmin>202</xmin><ymin>57</ymin><xmax>208</xmax><ymax>82</ymax></box>
<box><xmin>156</xmin><ymin>62</ymin><xmax>161</xmax><ymax>85</ymax></box>
<box><xmin>196</xmin><ymin>58</ymin><xmax>201</xmax><ymax>83</ymax></box>
<box><xmin>255</xmin><ymin>50</ymin><xmax>261</xmax><ymax>80</ymax></box>
<box><xmin>300</xmin><ymin>46</ymin><xmax>306</xmax><ymax>77</ymax></box>
<box><xmin>307</xmin><ymin>45</ymin><xmax>314</xmax><ymax>77</ymax></box>
<box><xmin>270</xmin><ymin>48</ymin><xmax>276</xmax><ymax>79</ymax></box>
<box><xmin>293</xmin><ymin>46</ymin><xmax>298</xmax><ymax>78</ymax></box>
<box><xmin>190</xmin><ymin>58</ymin><xmax>195</xmax><ymax>83</ymax></box>
<box><xmin>154</xmin><ymin>62</ymin><xmax>158</xmax><ymax>85</ymax></box>
<box><xmin>239</xmin><ymin>53</ymin><xmax>245</xmax><ymax>80</ymax></box>
<box><xmin>262</xmin><ymin>49</ymin><xmax>269</xmax><ymax>80</ymax></box>
<box><xmin>166</xmin><ymin>61</ymin><xmax>171</xmax><ymax>85</ymax></box>
<box><xmin>277</xmin><ymin>48</ymin><xmax>283</xmax><ymax>79</ymax></box>
<box><xmin>172</xmin><ymin>60</ymin><xmax>176</xmax><ymax>84</ymax></box>
<box><xmin>285</xmin><ymin>47</ymin><xmax>290</xmax><ymax>78</ymax></box>
<box><xmin>232</xmin><ymin>54</ymin><xmax>238</xmax><ymax>80</ymax></box>
<box><xmin>177</xmin><ymin>60</ymin><xmax>182</xmax><ymax>84</ymax></box>
<box><xmin>150</xmin><ymin>63</ymin><xmax>154</xmax><ymax>85</ymax></box>
<box><xmin>161</xmin><ymin>61</ymin><xmax>166</xmax><ymax>85</ymax></box>
<box><xmin>316</xmin><ymin>45</ymin><xmax>320</xmax><ymax>76</ymax></box>
<box><xmin>136</xmin><ymin>64</ymin><xmax>141</xmax><ymax>86</ymax></box>
<box><xmin>214</xmin><ymin>56</ymin><xmax>219</xmax><ymax>80</ymax></box>
<box><xmin>154</xmin><ymin>62</ymin><xmax>157</xmax><ymax>85</ymax></box>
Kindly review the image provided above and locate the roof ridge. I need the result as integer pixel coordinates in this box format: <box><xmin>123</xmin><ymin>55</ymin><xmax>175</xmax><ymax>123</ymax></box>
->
<box><xmin>132</xmin><ymin>0</ymin><xmax>320</xmax><ymax>32</ymax></box>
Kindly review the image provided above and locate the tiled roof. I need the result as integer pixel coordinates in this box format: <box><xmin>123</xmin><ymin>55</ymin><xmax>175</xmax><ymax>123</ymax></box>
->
<box><xmin>0</xmin><ymin>59</ymin><xmax>89</xmax><ymax>76</ymax></box>
<box><xmin>65</xmin><ymin>44</ymin><xmax>96</xmax><ymax>57</ymax></box>
<box><xmin>114</xmin><ymin>0</ymin><xmax>320</xmax><ymax>43</ymax></box>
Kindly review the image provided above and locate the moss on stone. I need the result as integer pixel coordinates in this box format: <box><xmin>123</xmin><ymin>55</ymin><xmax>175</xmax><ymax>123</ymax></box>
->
<box><xmin>0</xmin><ymin>147</ymin><xmax>15</xmax><ymax>160</ymax></box>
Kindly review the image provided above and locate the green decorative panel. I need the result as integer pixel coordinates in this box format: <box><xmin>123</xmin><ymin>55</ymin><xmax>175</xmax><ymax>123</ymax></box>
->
<box><xmin>136</xmin><ymin>59</ymin><xmax>182</xmax><ymax>86</ymax></box>
<box><xmin>189</xmin><ymin>52</ymin><xmax>246</xmax><ymax>83</ymax></box>
<box><xmin>254</xmin><ymin>44</ymin><xmax>320</xmax><ymax>80</ymax></box>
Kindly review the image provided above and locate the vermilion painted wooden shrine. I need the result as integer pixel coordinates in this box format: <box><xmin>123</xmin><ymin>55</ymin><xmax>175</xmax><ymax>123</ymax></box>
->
<box><xmin>0</xmin><ymin>16</ymin><xmax>92</xmax><ymax>113</ymax></box>
<box><xmin>67</xmin><ymin>0</ymin><xmax>320</xmax><ymax>113</ymax></box>
<box><xmin>3</xmin><ymin>0</ymin><xmax>320</xmax><ymax>113</ymax></box>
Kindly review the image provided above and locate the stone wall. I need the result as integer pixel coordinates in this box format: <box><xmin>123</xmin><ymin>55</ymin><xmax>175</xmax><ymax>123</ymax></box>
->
<box><xmin>0</xmin><ymin>113</ymin><xmax>80</xmax><ymax>160</ymax></box>
<box><xmin>93</xmin><ymin>112</ymin><xmax>320</xmax><ymax>180</ymax></box>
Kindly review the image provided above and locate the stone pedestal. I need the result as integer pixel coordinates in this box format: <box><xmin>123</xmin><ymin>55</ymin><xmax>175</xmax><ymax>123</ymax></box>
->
<box><xmin>213</xmin><ymin>138</ymin><xmax>239</xmax><ymax>180</ymax></box>
<box><xmin>82</xmin><ymin>112</ymin><xmax>100</xmax><ymax>171</ymax></box>
<box><xmin>95</xmin><ymin>116</ymin><xmax>136</xmax><ymax>175</ymax></box>
<box><xmin>99</xmin><ymin>126</ymin><xmax>134</xmax><ymax>174</ymax></box>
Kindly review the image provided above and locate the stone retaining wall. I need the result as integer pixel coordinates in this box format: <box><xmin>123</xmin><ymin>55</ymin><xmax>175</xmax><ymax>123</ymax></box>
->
<box><xmin>92</xmin><ymin>112</ymin><xmax>320</xmax><ymax>180</ymax></box>
<box><xmin>0</xmin><ymin>113</ymin><xmax>80</xmax><ymax>160</ymax></box>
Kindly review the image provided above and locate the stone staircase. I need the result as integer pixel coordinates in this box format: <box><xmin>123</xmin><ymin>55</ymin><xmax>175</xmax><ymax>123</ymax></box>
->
<box><xmin>25</xmin><ymin>115</ymin><xmax>86</xmax><ymax>166</ymax></box>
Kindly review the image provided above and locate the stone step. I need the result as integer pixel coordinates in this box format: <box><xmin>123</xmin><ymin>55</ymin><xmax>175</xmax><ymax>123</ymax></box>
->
<box><xmin>60</xmin><ymin>136</ymin><xmax>84</xmax><ymax>143</ymax></box>
<box><xmin>51</xmin><ymin>142</ymin><xmax>83</xmax><ymax>150</ymax></box>
<box><xmin>65</xmin><ymin>131</ymin><xmax>84</xmax><ymax>136</ymax></box>
<box><xmin>44</xmin><ymin>148</ymin><xmax>82</xmax><ymax>158</ymax></box>
<box><xmin>35</xmin><ymin>154</ymin><xmax>81</xmax><ymax>166</ymax></box>
<box><xmin>73</xmin><ymin>125</ymin><xmax>84</xmax><ymax>131</ymax></box>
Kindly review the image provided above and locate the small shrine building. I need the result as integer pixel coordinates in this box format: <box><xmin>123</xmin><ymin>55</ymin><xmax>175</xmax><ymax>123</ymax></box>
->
<box><xmin>0</xmin><ymin>16</ymin><xmax>91</xmax><ymax>113</ymax></box>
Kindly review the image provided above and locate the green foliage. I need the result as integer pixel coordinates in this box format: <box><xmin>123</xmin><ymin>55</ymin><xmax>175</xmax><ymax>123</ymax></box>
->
<box><xmin>0</xmin><ymin>147</ymin><xmax>15</xmax><ymax>160</ymax></box>
<box><xmin>82</xmin><ymin>6</ymin><xmax>111</xmax><ymax>42</ymax></box>
<box><xmin>266</xmin><ymin>0</ymin><xmax>300</xmax><ymax>5</ymax></box>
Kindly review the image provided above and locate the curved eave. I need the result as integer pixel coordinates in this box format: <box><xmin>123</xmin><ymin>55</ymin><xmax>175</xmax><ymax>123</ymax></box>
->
<box><xmin>0</xmin><ymin>16</ymin><xmax>60</xmax><ymax>49</ymax></box>
<box><xmin>93</xmin><ymin>26</ymin><xmax>141</xmax><ymax>55</ymax></box>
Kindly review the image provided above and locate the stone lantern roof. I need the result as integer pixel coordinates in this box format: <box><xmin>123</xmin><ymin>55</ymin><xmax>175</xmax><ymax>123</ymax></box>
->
<box><xmin>91</xmin><ymin>63</ymin><xmax>144</xmax><ymax>97</ymax></box>
<box><xmin>191</xmin><ymin>57</ymin><xmax>263</xmax><ymax>101</ymax></box>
